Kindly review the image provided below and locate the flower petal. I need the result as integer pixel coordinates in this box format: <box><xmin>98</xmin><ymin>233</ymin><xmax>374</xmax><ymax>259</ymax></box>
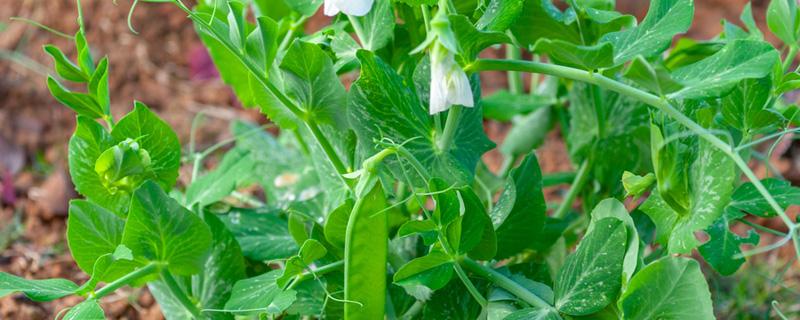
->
<box><xmin>323</xmin><ymin>0</ymin><xmax>341</xmax><ymax>16</ymax></box>
<box><xmin>337</xmin><ymin>0</ymin><xmax>375</xmax><ymax>16</ymax></box>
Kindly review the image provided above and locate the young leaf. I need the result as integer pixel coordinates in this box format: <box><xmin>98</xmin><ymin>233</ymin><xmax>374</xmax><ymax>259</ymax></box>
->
<box><xmin>601</xmin><ymin>0</ymin><xmax>694</xmax><ymax>64</ymax></box>
<box><xmin>47</xmin><ymin>77</ymin><xmax>105</xmax><ymax>119</ymax></box>
<box><xmin>618</xmin><ymin>257</ymin><xmax>714</xmax><ymax>320</ymax></box>
<box><xmin>224</xmin><ymin>270</ymin><xmax>298</xmax><ymax>316</ymax></box>
<box><xmin>217</xmin><ymin>207</ymin><xmax>299</xmax><ymax>261</ymax></box>
<box><xmin>278</xmin><ymin>239</ymin><xmax>328</xmax><ymax>287</ymax></box>
<box><xmin>491</xmin><ymin>153</ymin><xmax>547</xmax><ymax>259</ymax></box>
<box><xmin>44</xmin><ymin>45</ymin><xmax>88</xmax><ymax>82</ymax></box>
<box><xmin>0</xmin><ymin>273</ymin><xmax>78</xmax><ymax>301</ymax></box>
<box><xmin>393</xmin><ymin>250</ymin><xmax>454</xmax><ymax>291</ymax></box>
<box><xmin>766</xmin><ymin>0</ymin><xmax>799</xmax><ymax>46</ymax></box>
<box><xmin>122</xmin><ymin>181</ymin><xmax>212</xmax><ymax>275</ymax></box>
<box><xmin>280</xmin><ymin>40</ymin><xmax>347</xmax><ymax>124</ymax></box>
<box><xmin>669</xmin><ymin>39</ymin><xmax>780</xmax><ymax>99</ymax></box>
<box><xmin>555</xmin><ymin>218</ymin><xmax>627</xmax><ymax>316</ymax></box>
<box><xmin>450</xmin><ymin>14</ymin><xmax>511</xmax><ymax>64</ymax></box>
<box><xmin>62</xmin><ymin>300</ymin><xmax>105</xmax><ymax>320</ymax></box>
<box><xmin>344</xmin><ymin>182</ymin><xmax>388</xmax><ymax>320</ymax></box>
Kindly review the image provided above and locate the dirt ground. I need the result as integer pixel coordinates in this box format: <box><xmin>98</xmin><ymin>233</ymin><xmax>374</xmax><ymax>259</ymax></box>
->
<box><xmin>0</xmin><ymin>0</ymin><xmax>798</xmax><ymax>319</ymax></box>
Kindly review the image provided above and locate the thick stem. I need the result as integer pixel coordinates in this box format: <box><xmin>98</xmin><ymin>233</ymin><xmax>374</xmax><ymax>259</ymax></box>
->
<box><xmin>783</xmin><ymin>45</ymin><xmax>798</xmax><ymax>73</ymax></box>
<box><xmin>506</xmin><ymin>45</ymin><xmax>524</xmax><ymax>94</ymax></box>
<box><xmin>88</xmin><ymin>263</ymin><xmax>161</xmax><ymax>301</ymax></box>
<box><xmin>468</xmin><ymin>59</ymin><xmax>795</xmax><ymax>228</ymax></box>
<box><xmin>461</xmin><ymin>258</ymin><xmax>553</xmax><ymax>311</ymax></box>
<box><xmin>161</xmin><ymin>270</ymin><xmax>203</xmax><ymax>319</ymax></box>
<box><xmin>437</xmin><ymin>105</ymin><xmax>463</xmax><ymax>153</ymax></box>
<box><xmin>552</xmin><ymin>159</ymin><xmax>591</xmax><ymax>219</ymax></box>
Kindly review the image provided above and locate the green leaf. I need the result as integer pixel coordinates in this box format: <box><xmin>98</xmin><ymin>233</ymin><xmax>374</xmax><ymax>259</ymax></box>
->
<box><xmin>698</xmin><ymin>212</ymin><xmax>759</xmax><ymax>276</ymax></box>
<box><xmin>193</xmin><ymin>211</ymin><xmax>247</xmax><ymax>315</ymax></box>
<box><xmin>767</xmin><ymin>0</ymin><xmax>799</xmax><ymax>46</ymax></box>
<box><xmin>88</xmin><ymin>58</ymin><xmax>110</xmax><ymax>114</ymax></box>
<box><xmin>47</xmin><ymin>77</ymin><xmax>104</xmax><ymax>119</ymax></box>
<box><xmin>393</xmin><ymin>250</ymin><xmax>454</xmax><ymax>291</ymax></box>
<box><xmin>623</xmin><ymin>56</ymin><xmax>683</xmax><ymax>96</ymax></box>
<box><xmin>74</xmin><ymin>30</ymin><xmax>95</xmax><ymax>75</ymax></box>
<box><xmin>344</xmin><ymin>182</ymin><xmax>388</xmax><ymax>320</ymax></box>
<box><xmin>63</xmin><ymin>300</ymin><xmax>105</xmax><ymax>320</ymax></box>
<box><xmin>280</xmin><ymin>40</ymin><xmax>347</xmax><ymax>124</ymax></box>
<box><xmin>224</xmin><ymin>270</ymin><xmax>298</xmax><ymax>315</ymax></box>
<box><xmin>44</xmin><ymin>45</ymin><xmax>88</xmax><ymax>82</ymax></box>
<box><xmin>533</xmin><ymin>39</ymin><xmax>614</xmax><ymax>70</ymax></box>
<box><xmin>621</xmin><ymin>171</ymin><xmax>655</xmax><ymax>200</ymax></box>
<box><xmin>726</xmin><ymin>178</ymin><xmax>800</xmax><ymax>218</ymax></box>
<box><xmin>740</xmin><ymin>3</ymin><xmax>763</xmax><ymax>39</ymax></box>
<box><xmin>450</xmin><ymin>15</ymin><xmax>511</xmax><ymax>64</ymax></box>
<box><xmin>185</xmin><ymin>148</ymin><xmax>256</xmax><ymax>207</ymax></box>
<box><xmin>0</xmin><ymin>273</ymin><xmax>77</xmax><ymax>301</ymax></box>
<box><xmin>504</xmin><ymin>308</ymin><xmax>563</xmax><ymax>320</ymax></box>
<box><xmin>476</xmin><ymin>0</ymin><xmax>524</xmax><ymax>32</ymax></box>
<box><xmin>601</xmin><ymin>0</ymin><xmax>694</xmax><ymax>64</ymax></box>
<box><xmin>618</xmin><ymin>257</ymin><xmax>714</xmax><ymax>320</ymax></box>
<box><xmin>217</xmin><ymin>207</ymin><xmax>299</xmax><ymax>261</ymax></box>
<box><xmin>349</xmin><ymin>50</ymin><xmax>494</xmax><ymax>186</ymax></box>
<box><xmin>122</xmin><ymin>181</ymin><xmax>212</xmax><ymax>275</ymax></box>
<box><xmin>68</xmin><ymin>117</ymin><xmax>122</xmax><ymax>212</ymax></box>
<box><xmin>586</xmin><ymin>199</ymin><xmax>640</xmax><ymax>285</ymax></box>
<box><xmin>355</xmin><ymin>0</ymin><xmax>395</xmax><ymax>51</ymax></box>
<box><xmin>286</xmin><ymin>0</ymin><xmax>322</xmax><ymax>16</ymax></box>
<box><xmin>278</xmin><ymin>239</ymin><xmax>328</xmax><ymax>287</ymax></box>
<box><xmin>67</xmin><ymin>200</ymin><xmax>134</xmax><ymax>282</ymax></box>
<box><xmin>510</xmin><ymin>0</ymin><xmax>581</xmax><ymax>47</ymax></box>
<box><xmin>555</xmin><ymin>218</ymin><xmax>626</xmax><ymax>315</ymax></box>
<box><xmin>670</xmin><ymin>40</ymin><xmax>780</xmax><ymax>99</ymax></box>
<box><xmin>721</xmin><ymin>77</ymin><xmax>783</xmax><ymax>135</ymax></box>
<box><xmin>492</xmin><ymin>153</ymin><xmax>547</xmax><ymax>259</ymax></box>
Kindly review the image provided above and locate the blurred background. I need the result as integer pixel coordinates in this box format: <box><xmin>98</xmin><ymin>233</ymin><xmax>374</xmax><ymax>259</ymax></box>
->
<box><xmin>0</xmin><ymin>0</ymin><xmax>798</xmax><ymax>319</ymax></box>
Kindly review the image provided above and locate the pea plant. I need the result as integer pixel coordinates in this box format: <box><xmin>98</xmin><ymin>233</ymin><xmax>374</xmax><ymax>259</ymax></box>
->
<box><xmin>3</xmin><ymin>0</ymin><xmax>800</xmax><ymax>318</ymax></box>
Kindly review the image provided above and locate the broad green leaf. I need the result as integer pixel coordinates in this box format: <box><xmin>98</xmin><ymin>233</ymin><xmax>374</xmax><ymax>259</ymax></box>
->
<box><xmin>555</xmin><ymin>218</ymin><xmax>626</xmax><ymax>315</ymax></box>
<box><xmin>450</xmin><ymin>15</ymin><xmax>511</xmax><ymax>64</ymax></box>
<box><xmin>623</xmin><ymin>56</ymin><xmax>683</xmax><ymax>96</ymax></box>
<box><xmin>767</xmin><ymin>0</ymin><xmax>799</xmax><ymax>46</ymax></box>
<box><xmin>460</xmin><ymin>187</ymin><xmax>498</xmax><ymax>259</ymax></box>
<box><xmin>217</xmin><ymin>207</ymin><xmax>299</xmax><ymax>261</ymax></box>
<box><xmin>482</xmin><ymin>90</ymin><xmax>557</xmax><ymax>121</ymax></box>
<box><xmin>68</xmin><ymin>117</ymin><xmax>122</xmax><ymax>212</ymax></box>
<box><xmin>476</xmin><ymin>0</ymin><xmax>524</xmax><ymax>32</ymax></box>
<box><xmin>511</xmin><ymin>0</ymin><xmax>581</xmax><ymax>47</ymax></box>
<box><xmin>185</xmin><ymin>148</ymin><xmax>255</xmax><ymax>207</ymax></box>
<box><xmin>601</xmin><ymin>0</ymin><xmax>694</xmax><ymax>64</ymax></box>
<box><xmin>726</xmin><ymin>178</ymin><xmax>800</xmax><ymax>218</ymax></box>
<box><xmin>63</xmin><ymin>300</ymin><xmax>105</xmax><ymax>320</ymax></box>
<box><xmin>586</xmin><ymin>199</ymin><xmax>640</xmax><ymax>285</ymax></box>
<box><xmin>533</xmin><ymin>39</ymin><xmax>613</xmax><ymax>70</ymax></box>
<box><xmin>67</xmin><ymin>200</ymin><xmax>134</xmax><ymax>282</ymax></box>
<box><xmin>721</xmin><ymin>77</ymin><xmax>783</xmax><ymax>135</ymax></box>
<box><xmin>193</xmin><ymin>212</ymin><xmax>247</xmax><ymax>316</ymax></box>
<box><xmin>393</xmin><ymin>251</ymin><xmax>454</xmax><ymax>291</ymax></box>
<box><xmin>618</xmin><ymin>257</ymin><xmax>714</xmax><ymax>320</ymax></box>
<box><xmin>122</xmin><ymin>181</ymin><xmax>212</xmax><ymax>275</ymax></box>
<box><xmin>492</xmin><ymin>153</ymin><xmax>547</xmax><ymax>259</ymax></box>
<box><xmin>344</xmin><ymin>182</ymin><xmax>388</xmax><ymax>320</ymax></box>
<box><xmin>355</xmin><ymin>0</ymin><xmax>395</xmax><ymax>51</ymax></box>
<box><xmin>280</xmin><ymin>40</ymin><xmax>347</xmax><ymax>124</ymax></box>
<box><xmin>698</xmin><ymin>211</ymin><xmax>759</xmax><ymax>276</ymax></box>
<box><xmin>0</xmin><ymin>273</ymin><xmax>77</xmax><ymax>301</ymax></box>
<box><xmin>670</xmin><ymin>40</ymin><xmax>780</xmax><ymax>99</ymax></box>
<box><xmin>224</xmin><ymin>270</ymin><xmax>298</xmax><ymax>315</ymax></box>
<box><xmin>47</xmin><ymin>77</ymin><xmax>104</xmax><ymax>119</ymax></box>
<box><xmin>349</xmin><ymin>50</ymin><xmax>493</xmax><ymax>186</ymax></box>
<box><xmin>504</xmin><ymin>308</ymin><xmax>563</xmax><ymax>320</ymax></box>
<box><xmin>44</xmin><ymin>45</ymin><xmax>88</xmax><ymax>82</ymax></box>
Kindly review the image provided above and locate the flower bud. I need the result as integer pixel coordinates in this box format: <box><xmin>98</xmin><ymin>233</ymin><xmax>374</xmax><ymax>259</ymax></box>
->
<box><xmin>429</xmin><ymin>43</ymin><xmax>474</xmax><ymax>115</ymax></box>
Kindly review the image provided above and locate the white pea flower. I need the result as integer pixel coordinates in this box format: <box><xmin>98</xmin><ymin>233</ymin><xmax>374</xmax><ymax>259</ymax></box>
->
<box><xmin>429</xmin><ymin>44</ymin><xmax>474</xmax><ymax>115</ymax></box>
<box><xmin>324</xmin><ymin>0</ymin><xmax>375</xmax><ymax>16</ymax></box>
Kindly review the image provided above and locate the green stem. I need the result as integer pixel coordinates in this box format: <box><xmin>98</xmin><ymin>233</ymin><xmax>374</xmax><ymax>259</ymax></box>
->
<box><xmin>88</xmin><ymin>263</ymin><xmax>161</xmax><ymax>301</ymax></box>
<box><xmin>543</xmin><ymin>171</ymin><xmax>578</xmax><ymax>187</ymax></box>
<box><xmin>498</xmin><ymin>155</ymin><xmax>516</xmax><ymax>178</ymax></box>
<box><xmin>287</xmin><ymin>260</ymin><xmax>345</xmax><ymax>290</ymax></box>
<box><xmin>506</xmin><ymin>45</ymin><xmax>524</xmax><ymax>94</ymax></box>
<box><xmin>740</xmin><ymin>218</ymin><xmax>787</xmax><ymax>237</ymax></box>
<box><xmin>552</xmin><ymin>159</ymin><xmax>591</xmax><ymax>219</ymax></box>
<box><xmin>161</xmin><ymin>270</ymin><xmax>203</xmax><ymax>319</ymax></box>
<box><xmin>467</xmin><ymin>59</ymin><xmax>795</xmax><ymax>229</ymax></box>
<box><xmin>348</xmin><ymin>15</ymin><xmax>370</xmax><ymax>50</ymax></box>
<box><xmin>400</xmin><ymin>300</ymin><xmax>424</xmax><ymax>319</ymax></box>
<box><xmin>452</xmin><ymin>261</ymin><xmax>488</xmax><ymax>307</ymax></box>
<box><xmin>461</xmin><ymin>258</ymin><xmax>553</xmax><ymax>311</ymax></box>
<box><xmin>307</xmin><ymin>119</ymin><xmax>350</xmax><ymax>176</ymax></box>
<box><xmin>784</xmin><ymin>45</ymin><xmax>798</xmax><ymax>73</ymax></box>
<box><xmin>437</xmin><ymin>105</ymin><xmax>463</xmax><ymax>153</ymax></box>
